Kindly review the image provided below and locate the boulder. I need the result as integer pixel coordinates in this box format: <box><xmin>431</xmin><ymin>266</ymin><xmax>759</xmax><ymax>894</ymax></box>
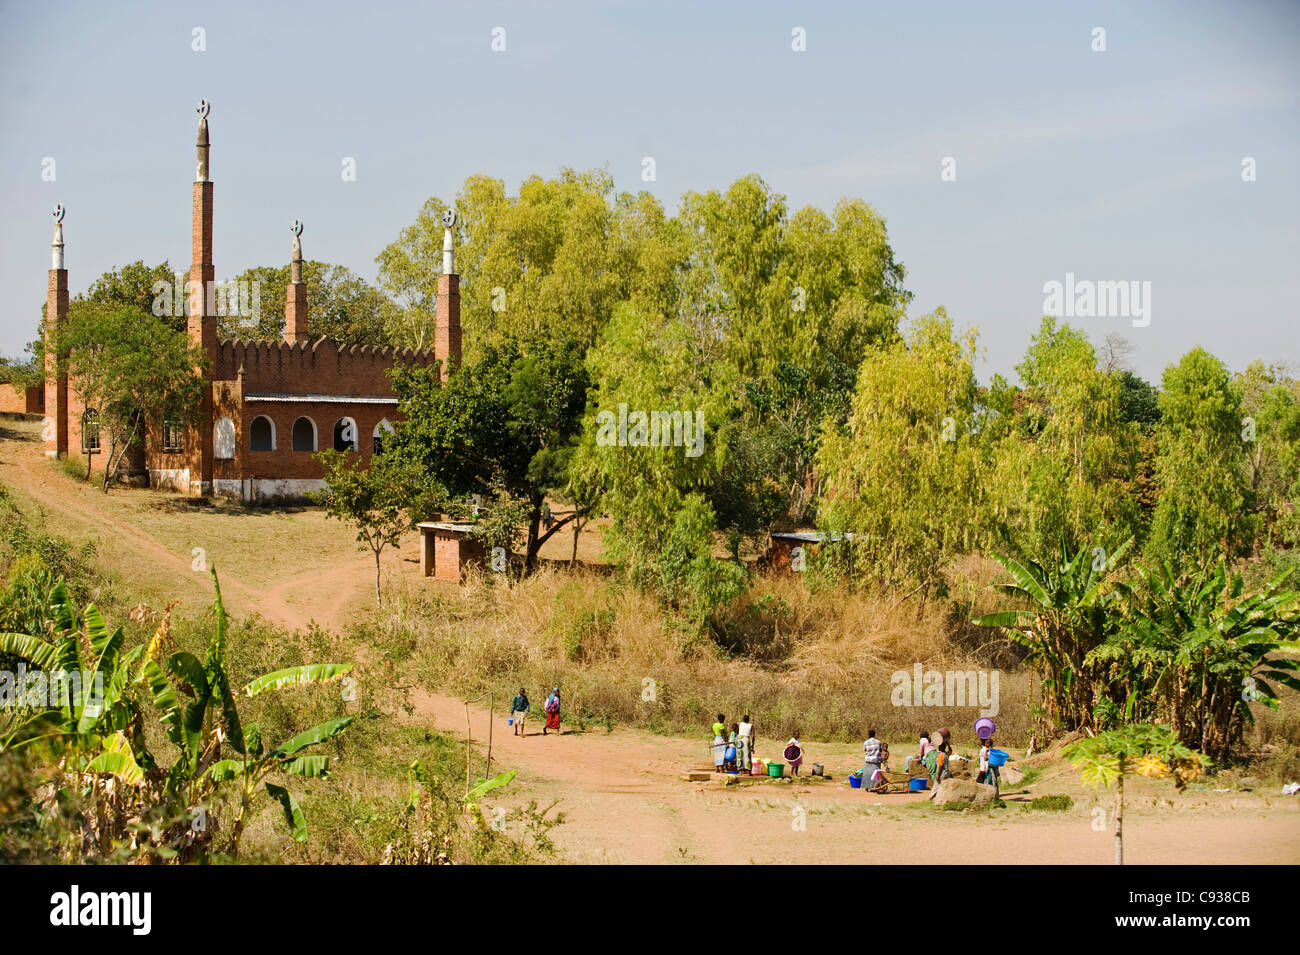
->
<box><xmin>930</xmin><ymin>778</ymin><xmax>998</xmax><ymax>807</ymax></box>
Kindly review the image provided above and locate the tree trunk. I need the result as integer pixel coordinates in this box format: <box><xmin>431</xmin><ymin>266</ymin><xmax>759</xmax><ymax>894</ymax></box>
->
<box><xmin>373</xmin><ymin>547</ymin><xmax>383</xmax><ymax>607</ymax></box>
<box><xmin>524</xmin><ymin>491</ymin><xmax>542</xmax><ymax>572</ymax></box>
<box><xmin>571</xmin><ymin>515</ymin><xmax>583</xmax><ymax>566</ymax></box>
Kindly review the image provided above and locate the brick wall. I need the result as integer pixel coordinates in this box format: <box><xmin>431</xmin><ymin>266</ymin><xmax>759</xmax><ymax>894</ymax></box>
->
<box><xmin>0</xmin><ymin>384</ymin><xmax>41</xmax><ymax>414</ymax></box>
<box><xmin>216</xmin><ymin>339</ymin><xmax>435</xmax><ymax>395</ymax></box>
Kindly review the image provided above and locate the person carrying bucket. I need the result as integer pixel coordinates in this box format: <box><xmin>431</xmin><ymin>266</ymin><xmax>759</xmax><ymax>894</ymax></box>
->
<box><xmin>975</xmin><ymin>717</ymin><xmax>999</xmax><ymax>793</ymax></box>
<box><xmin>784</xmin><ymin>730</ymin><xmax>804</xmax><ymax>776</ymax></box>
<box><xmin>977</xmin><ymin>737</ymin><xmax>1000</xmax><ymax>794</ymax></box>
<box><xmin>509</xmin><ymin>687</ymin><xmax>529</xmax><ymax>736</ymax></box>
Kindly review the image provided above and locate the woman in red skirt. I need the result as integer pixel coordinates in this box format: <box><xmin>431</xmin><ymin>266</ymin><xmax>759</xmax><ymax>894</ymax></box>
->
<box><xmin>543</xmin><ymin>687</ymin><xmax>561</xmax><ymax>735</ymax></box>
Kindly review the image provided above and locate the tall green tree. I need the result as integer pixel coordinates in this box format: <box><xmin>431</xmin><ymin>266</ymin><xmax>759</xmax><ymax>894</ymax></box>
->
<box><xmin>57</xmin><ymin>304</ymin><xmax>205</xmax><ymax>491</ymax></box>
<box><xmin>1236</xmin><ymin>361</ymin><xmax>1300</xmax><ymax>551</ymax></box>
<box><xmin>572</xmin><ymin>304</ymin><xmax>745</xmax><ymax>630</ymax></box>
<box><xmin>311</xmin><ymin>450</ymin><xmax>444</xmax><ymax>605</ymax></box>
<box><xmin>816</xmin><ymin>311</ymin><xmax>987</xmax><ymax>594</ymax></box>
<box><xmin>386</xmin><ymin>335</ymin><xmax>589</xmax><ymax>571</ymax></box>
<box><xmin>1147</xmin><ymin>347</ymin><xmax>1253</xmax><ymax>561</ymax></box>
<box><xmin>376</xmin><ymin>170</ymin><xmax>682</xmax><ymax>356</ymax></box>
<box><xmin>988</xmin><ymin>317</ymin><xmax>1144</xmax><ymax>559</ymax></box>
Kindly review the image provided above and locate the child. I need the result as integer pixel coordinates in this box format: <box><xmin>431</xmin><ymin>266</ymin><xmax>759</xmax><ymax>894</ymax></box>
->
<box><xmin>724</xmin><ymin>723</ymin><xmax>740</xmax><ymax>772</ymax></box>
<box><xmin>509</xmin><ymin>687</ymin><xmax>529</xmax><ymax>736</ymax></box>
<box><xmin>785</xmin><ymin>730</ymin><xmax>804</xmax><ymax>776</ymax></box>
<box><xmin>978</xmin><ymin>737</ymin><xmax>1000</xmax><ymax>794</ymax></box>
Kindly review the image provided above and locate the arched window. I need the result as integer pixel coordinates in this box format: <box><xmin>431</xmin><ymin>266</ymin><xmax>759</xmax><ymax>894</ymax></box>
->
<box><xmin>214</xmin><ymin>417</ymin><xmax>235</xmax><ymax>459</ymax></box>
<box><xmin>81</xmin><ymin>410</ymin><xmax>100</xmax><ymax>452</ymax></box>
<box><xmin>291</xmin><ymin>416</ymin><xmax>317</xmax><ymax>452</ymax></box>
<box><xmin>372</xmin><ymin>418</ymin><xmax>395</xmax><ymax>455</ymax></box>
<box><xmin>250</xmin><ymin>416</ymin><xmax>275</xmax><ymax>452</ymax></box>
<box><xmin>333</xmin><ymin>417</ymin><xmax>358</xmax><ymax>453</ymax></box>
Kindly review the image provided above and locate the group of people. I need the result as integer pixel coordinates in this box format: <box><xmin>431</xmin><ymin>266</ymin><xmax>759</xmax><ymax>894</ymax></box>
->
<box><xmin>709</xmin><ymin>715</ymin><xmax>808</xmax><ymax>775</ymax></box>
<box><xmin>708</xmin><ymin>718</ymin><xmax>1002</xmax><ymax>794</ymax></box>
<box><xmin>508</xmin><ymin>687</ymin><xmax>562</xmax><ymax>736</ymax></box>
<box><xmin>876</xmin><ymin>726</ymin><xmax>1001</xmax><ymax>794</ymax></box>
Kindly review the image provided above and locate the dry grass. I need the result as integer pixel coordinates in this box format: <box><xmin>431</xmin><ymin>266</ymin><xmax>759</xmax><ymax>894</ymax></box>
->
<box><xmin>362</xmin><ymin>564</ymin><xmax>1036</xmax><ymax>746</ymax></box>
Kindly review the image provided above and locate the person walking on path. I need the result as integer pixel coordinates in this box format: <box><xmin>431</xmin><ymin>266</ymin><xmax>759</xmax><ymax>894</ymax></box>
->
<box><xmin>543</xmin><ymin>687</ymin><xmax>562</xmax><ymax>735</ymax></box>
<box><xmin>509</xmin><ymin>687</ymin><xmax>530</xmax><ymax>736</ymax></box>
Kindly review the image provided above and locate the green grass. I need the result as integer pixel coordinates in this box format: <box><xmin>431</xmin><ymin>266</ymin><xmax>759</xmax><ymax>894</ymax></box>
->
<box><xmin>1026</xmin><ymin>794</ymin><xmax>1073</xmax><ymax>811</ymax></box>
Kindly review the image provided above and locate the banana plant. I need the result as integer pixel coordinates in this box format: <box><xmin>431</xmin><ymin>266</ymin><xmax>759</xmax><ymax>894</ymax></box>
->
<box><xmin>1098</xmin><ymin>560</ymin><xmax>1300</xmax><ymax>760</ymax></box>
<box><xmin>973</xmin><ymin>536</ymin><xmax>1133</xmax><ymax>731</ymax></box>
<box><xmin>1</xmin><ymin>568</ymin><xmax>355</xmax><ymax>861</ymax></box>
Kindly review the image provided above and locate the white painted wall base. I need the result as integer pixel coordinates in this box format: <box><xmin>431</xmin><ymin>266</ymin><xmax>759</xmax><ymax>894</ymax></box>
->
<box><xmin>213</xmin><ymin>479</ymin><xmax>242</xmax><ymax>499</ymax></box>
<box><xmin>150</xmin><ymin>468</ymin><xmax>192</xmax><ymax>492</ymax></box>
<box><xmin>244</xmin><ymin>478</ymin><xmax>325</xmax><ymax>503</ymax></box>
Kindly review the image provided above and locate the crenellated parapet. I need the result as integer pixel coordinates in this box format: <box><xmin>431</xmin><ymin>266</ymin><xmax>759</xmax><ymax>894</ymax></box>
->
<box><xmin>216</xmin><ymin>337</ymin><xmax>437</xmax><ymax>394</ymax></box>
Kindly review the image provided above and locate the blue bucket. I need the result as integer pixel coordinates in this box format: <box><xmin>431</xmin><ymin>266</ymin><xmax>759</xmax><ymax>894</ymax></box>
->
<box><xmin>908</xmin><ymin>777</ymin><xmax>928</xmax><ymax>791</ymax></box>
<box><xmin>988</xmin><ymin>748</ymin><xmax>1009</xmax><ymax>767</ymax></box>
<box><xmin>849</xmin><ymin>773</ymin><xmax>862</xmax><ymax>789</ymax></box>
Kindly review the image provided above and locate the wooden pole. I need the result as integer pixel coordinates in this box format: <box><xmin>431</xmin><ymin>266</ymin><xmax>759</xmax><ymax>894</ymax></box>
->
<box><xmin>462</xmin><ymin>691</ymin><xmax>488</xmax><ymax>797</ymax></box>
<box><xmin>486</xmin><ymin>692</ymin><xmax>494</xmax><ymax>778</ymax></box>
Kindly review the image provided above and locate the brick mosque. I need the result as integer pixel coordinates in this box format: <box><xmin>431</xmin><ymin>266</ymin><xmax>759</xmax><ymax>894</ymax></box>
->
<box><xmin>38</xmin><ymin>100</ymin><xmax>461</xmax><ymax>501</ymax></box>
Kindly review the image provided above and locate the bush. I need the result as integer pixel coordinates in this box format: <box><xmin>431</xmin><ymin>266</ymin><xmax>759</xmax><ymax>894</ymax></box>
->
<box><xmin>1027</xmin><ymin>794</ymin><xmax>1073</xmax><ymax>811</ymax></box>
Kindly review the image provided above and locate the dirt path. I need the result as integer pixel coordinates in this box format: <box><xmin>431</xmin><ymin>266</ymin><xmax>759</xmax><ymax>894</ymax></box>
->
<box><xmin>4</xmin><ymin>415</ymin><xmax>1298</xmax><ymax>864</ymax></box>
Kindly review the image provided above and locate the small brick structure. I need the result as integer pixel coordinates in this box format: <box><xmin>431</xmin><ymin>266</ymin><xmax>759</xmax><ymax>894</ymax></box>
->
<box><xmin>0</xmin><ymin>383</ymin><xmax>42</xmax><ymax>415</ymax></box>
<box><xmin>762</xmin><ymin>531</ymin><xmax>849</xmax><ymax>573</ymax></box>
<box><xmin>38</xmin><ymin>101</ymin><xmax>460</xmax><ymax>501</ymax></box>
<box><xmin>417</xmin><ymin>522</ymin><xmax>487</xmax><ymax>582</ymax></box>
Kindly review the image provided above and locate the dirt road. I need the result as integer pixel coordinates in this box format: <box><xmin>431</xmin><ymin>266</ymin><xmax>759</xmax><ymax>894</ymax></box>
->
<box><xmin>4</xmin><ymin>414</ymin><xmax>1298</xmax><ymax>864</ymax></box>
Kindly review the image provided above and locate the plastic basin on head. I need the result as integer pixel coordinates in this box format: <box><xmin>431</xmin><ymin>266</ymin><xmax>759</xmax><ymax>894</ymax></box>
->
<box><xmin>974</xmin><ymin>717</ymin><xmax>995</xmax><ymax>740</ymax></box>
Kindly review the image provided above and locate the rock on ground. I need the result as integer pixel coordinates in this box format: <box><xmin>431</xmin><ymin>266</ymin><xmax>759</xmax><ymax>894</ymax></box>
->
<box><xmin>930</xmin><ymin>778</ymin><xmax>998</xmax><ymax>806</ymax></box>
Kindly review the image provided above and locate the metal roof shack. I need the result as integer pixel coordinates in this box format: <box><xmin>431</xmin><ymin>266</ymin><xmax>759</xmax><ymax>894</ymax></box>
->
<box><xmin>416</xmin><ymin>522</ymin><xmax>488</xmax><ymax>583</ymax></box>
<box><xmin>764</xmin><ymin>531</ymin><xmax>851</xmax><ymax>573</ymax></box>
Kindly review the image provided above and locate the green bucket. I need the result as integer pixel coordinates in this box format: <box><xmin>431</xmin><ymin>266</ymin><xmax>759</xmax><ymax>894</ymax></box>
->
<box><xmin>767</xmin><ymin>762</ymin><xmax>785</xmax><ymax>778</ymax></box>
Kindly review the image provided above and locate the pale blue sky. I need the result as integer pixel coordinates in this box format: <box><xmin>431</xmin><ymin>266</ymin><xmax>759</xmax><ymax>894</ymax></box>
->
<box><xmin>2</xmin><ymin>0</ymin><xmax>1296</xmax><ymax>383</ymax></box>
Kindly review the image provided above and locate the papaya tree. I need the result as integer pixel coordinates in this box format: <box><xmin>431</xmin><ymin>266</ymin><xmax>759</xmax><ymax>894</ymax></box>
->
<box><xmin>1063</xmin><ymin>723</ymin><xmax>1208</xmax><ymax>865</ymax></box>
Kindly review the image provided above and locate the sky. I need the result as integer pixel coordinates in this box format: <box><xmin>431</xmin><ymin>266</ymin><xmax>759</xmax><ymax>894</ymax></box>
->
<box><xmin>1</xmin><ymin>0</ymin><xmax>1296</xmax><ymax>384</ymax></box>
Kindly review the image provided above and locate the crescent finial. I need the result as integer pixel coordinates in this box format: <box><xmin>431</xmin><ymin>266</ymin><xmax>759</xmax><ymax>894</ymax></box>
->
<box><xmin>442</xmin><ymin>208</ymin><xmax>456</xmax><ymax>228</ymax></box>
<box><xmin>196</xmin><ymin>98</ymin><xmax>210</xmax><ymax>119</ymax></box>
<box><xmin>53</xmin><ymin>204</ymin><xmax>65</xmax><ymax>223</ymax></box>
<box><xmin>291</xmin><ymin>219</ymin><xmax>303</xmax><ymax>237</ymax></box>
